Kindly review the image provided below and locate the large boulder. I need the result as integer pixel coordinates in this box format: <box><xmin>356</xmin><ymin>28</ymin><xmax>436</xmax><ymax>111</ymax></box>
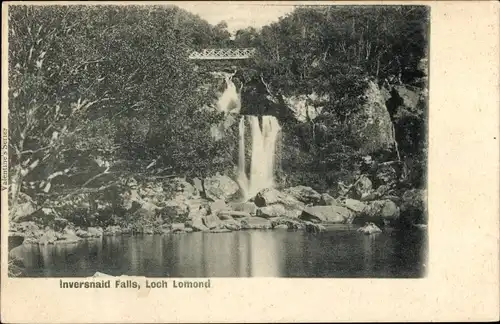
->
<box><xmin>240</xmin><ymin>217</ymin><xmax>273</xmax><ymax>230</ymax></box>
<box><xmin>270</xmin><ymin>217</ymin><xmax>305</xmax><ymax>230</ymax></box>
<box><xmin>203</xmin><ymin>214</ymin><xmax>222</xmax><ymax>230</ymax></box>
<box><xmin>204</xmin><ymin>173</ymin><xmax>239</xmax><ymax>201</ymax></box>
<box><xmin>349</xmin><ymin>80</ymin><xmax>396</xmax><ymax>154</ymax></box>
<box><xmin>11</xmin><ymin>192</ymin><xmax>37</xmax><ymax>222</ymax></box>
<box><xmin>254</xmin><ymin>188</ymin><xmax>305</xmax><ymax>210</ymax></box>
<box><xmin>304</xmin><ymin>221</ymin><xmax>326</xmax><ymax>233</ymax></box>
<box><xmin>227</xmin><ymin>202</ymin><xmax>258</xmax><ymax>215</ymax></box>
<box><xmin>363</xmin><ymin>199</ymin><xmax>400</xmax><ymax>223</ymax></box>
<box><xmin>87</xmin><ymin>227</ymin><xmax>103</xmax><ymax>238</ymax></box>
<box><xmin>256</xmin><ymin>204</ymin><xmax>286</xmax><ymax>218</ymax></box>
<box><xmin>218</xmin><ymin>210</ymin><xmax>252</xmax><ymax>219</ymax></box>
<box><xmin>283</xmin><ymin>186</ymin><xmax>321</xmax><ymax>205</ymax></box>
<box><xmin>209</xmin><ymin>199</ymin><xmax>229</xmax><ymax>216</ymax></box>
<box><xmin>191</xmin><ymin>177</ymin><xmax>204</xmax><ymax>194</ymax></box>
<box><xmin>299</xmin><ymin>206</ymin><xmax>354</xmax><ymax>224</ymax></box>
<box><xmin>61</xmin><ymin>227</ymin><xmax>81</xmax><ymax>243</ymax></box>
<box><xmin>343</xmin><ymin>199</ymin><xmax>368</xmax><ymax>213</ymax></box>
<box><xmin>357</xmin><ymin>222</ymin><xmax>382</xmax><ymax>235</ymax></box>
<box><xmin>187</xmin><ymin>214</ymin><xmax>210</xmax><ymax>232</ymax></box>
<box><xmin>400</xmin><ymin>189</ymin><xmax>427</xmax><ymax>225</ymax></box>
<box><xmin>221</xmin><ymin>218</ymin><xmax>241</xmax><ymax>231</ymax></box>
<box><xmin>319</xmin><ymin>193</ymin><xmax>337</xmax><ymax>206</ymax></box>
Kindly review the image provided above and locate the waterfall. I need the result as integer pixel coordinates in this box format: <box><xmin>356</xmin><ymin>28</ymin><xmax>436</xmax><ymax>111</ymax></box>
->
<box><xmin>216</xmin><ymin>73</ymin><xmax>240</xmax><ymax>114</ymax></box>
<box><xmin>213</xmin><ymin>72</ymin><xmax>281</xmax><ymax>201</ymax></box>
<box><xmin>237</xmin><ymin>115</ymin><xmax>281</xmax><ymax>201</ymax></box>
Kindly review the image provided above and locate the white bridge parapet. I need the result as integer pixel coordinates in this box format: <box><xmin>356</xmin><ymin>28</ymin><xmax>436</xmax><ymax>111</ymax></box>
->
<box><xmin>188</xmin><ymin>48</ymin><xmax>257</xmax><ymax>60</ymax></box>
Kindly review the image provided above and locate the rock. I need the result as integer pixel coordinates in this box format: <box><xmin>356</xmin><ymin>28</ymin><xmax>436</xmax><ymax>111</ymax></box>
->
<box><xmin>209</xmin><ymin>228</ymin><xmax>231</xmax><ymax>233</ymax></box>
<box><xmin>173</xmin><ymin>177</ymin><xmax>199</xmax><ymax>198</ymax></box>
<box><xmin>380</xmin><ymin>200</ymin><xmax>399</xmax><ymax>220</ymax></box>
<box><xmin>76</xmin><ymin>228</ymin><xmax>91</xmax><ymax>238</ymax></box>
<box><xmin>282</xmin><ymin>93</ymin><xmax>328</xmax><ymax>122</ymax></box>
<box><xmin>161</xmin><ymin>200</ymin><xmax>190</xmax><ymax>221</ymax></box>
<box><xmin>192</xmin><ymin>177</ymin><xmax>204</xmax><ymax>194</ymax></box>
<box><xmin>171</xmin><ymin>223</ymin><xmax>186</xmax><ymax>232</ymax></box>
<box><xmin>61</xmin><ymin>228</ymin><xmax>80</xmax><ymax>243</ymax></box>
<box><xmin>256</xmin><ymin>204</ymin><xmax>286</xmax><ymax>218</ymax></box>
<box><xmin>363</xmin><ymin>199</ymin><xmax>400</xmax><ymax>222</ymax></box>
<box><xmin>189</xmin><ymin>215</ymin><xmax>210</xmax><ymax>232</ymax></box>
<box><xmin>28</xmin><ymin>207</ymin><xmax>60</xmax><ymax>225</ymax></box>
<box><xmin>254</xmin><ymin>188</ymin><xmax>305</xmax><ymax>210</ymax></box>
<box><xmin>304</xmin><ymin>221</ymin><xmax>326</xmax><ymax>233</ymax></box>
<box><xmin>10</xmin><ymin>221</ymin><xmax>43</xmax><ymax>241</ymax></box>
<box><xmin>319</xmin><ymin>193</ymin><xmax>337</xmax><ymax>206</ymax></box>
<box><xmin>283</xmin><ymin>186</ymin><xmax>321</xmax><ymax>205</ymax></box>
<box><xmin>344</xmin><ymin>199</ymin><xmax>367</xmax><ymax>213</ymax></box>
<box><xmin>393</xmin><ymin>85</ymin><xmax>421</xmax><ymax>112</ymax></box>
<box><xmin>400</xmin><ymin>189</ymin><xmax>427</xmax><ymax>225</ymax></box>
<box><xmin>354</xmin><ymin>175</ymin><xmax>373</xmax><ymax>199</ymax></box>
<box><xmin>282</xmin><ymin>208</ymin><xmax>303</xmax><ymax>218</ymax></box>
<box><xmin>228</xmin><ymin>202</ymin><xmax>257</xmax><ymax>215</ymax></box>
<box><xmin>300</xmin><ymin>205</ymin><xmax>354</xmax><ymax>224</ymax></box>
<box><xmin>161</xmin><ymin>227</ymin><xmax>171</xmax><ymax>234</ymax></box>
<box><xmin>209</xmin><ymin>199</ymin><xmax>229</xmax><ymax>216</ymax></box>
<box><xmin>240</xmin><ymin>217</ymin><xmax>273</xmax><ymax>230</ymax></box>
<box><xmin>39</xmin><ymin>229</ymin><xmax>58</xmax><ymax>245</ymax></box>
<box><xmin>360</xmin><ymin>192</ymin><xmax>379</xmax><ymax>201</ymax></box>
<box><xmin>11</xmin><ymin>192</ymin><xmax>37</xmax><ymax>222</ymax></box>
<box><xmin>270</xmin><ymin>217</ymin><xmax>305</xmax><ymax>230</ymax></box>
<box><xmin>273</xmin><ymin>224</ymin><xmax>288</xmax><ymax>230</ymax></box>
<box><xmin>204</xmin><ymin>173</ymin><xmax>239</xmax><ymax>201</ymax></box>
<box><xmin>203</xmin><ymin>214</ymin><xmax>222</xmax><ymax>230</ymax></box>
<box><xmin>121</xmin><ymin>189</ymin><xmax>142</xmax><ymax>210</ymax></box>
<box><xmin>53</xmin><ymin>217</ymin><xmax>69</xmax><ymax>231</ymax></box>
<box><xmin>217</xmin><ymin>212</ymin><xmax>233</xmax><ymax>220</ymax></box>
<box><xmin>376</xmin><ymin>185</ymin><xmax>389</xmax><ymax>196</ymax></box>
<box><xmin>357</xmin><ymin>222</ymin><xmax>382</xmax><ymax>235</ymax></box>
<box><xmin>222</xmin><ymin>219</ymin><xmax>241</xmax><ymax>231</ymax></box>
<box><xmin>254</xmin><ymin>188</ymin><xmax>280</xmax><ymax>206</ymax></box>
<box><xmin>133</xmin><ymin>204</ymin><xmax>159</xmax><ymax>221</ymax></box>
<box><xmin>218</xmin><ymin>210</ymin><xmax>251</xmax><ymax>219</ymax></box>
<box><xmin>104</xmin><ymin>225</ymin><xmax>122</xmax><ymax>236</ymax></box>
<box><xmin>349</xmin><ymin>81</ymin><xmax>396</xmax><ymax>154</ymax></box>
<box><xmin>170</xmin><ymin>223</ymin><xmax>185</xmax><ymax>231</ymax></box>
<box><xmin>87</xmin><ymin>227</ymin><xmax>103</xmax><ymax>237</ymax></box>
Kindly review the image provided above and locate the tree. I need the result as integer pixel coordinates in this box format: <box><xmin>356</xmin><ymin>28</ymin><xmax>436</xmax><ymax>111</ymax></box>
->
<box><xmin>8</xmin><ymin>5</ymin><xmax>235</xmax><ymax>219</ymax></box>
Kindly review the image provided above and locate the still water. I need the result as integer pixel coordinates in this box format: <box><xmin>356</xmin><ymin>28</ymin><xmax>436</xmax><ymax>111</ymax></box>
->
<box><xmin>13</xmin><ymin>229</ymin><xmax>427</xmax><ymax>278</ymax></box>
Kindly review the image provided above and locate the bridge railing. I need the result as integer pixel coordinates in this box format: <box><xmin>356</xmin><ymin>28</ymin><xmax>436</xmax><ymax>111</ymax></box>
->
<box><xmin>188</xmin><ymin>48</ymin><xmax>257</xmax><ymax>60</ymax></box>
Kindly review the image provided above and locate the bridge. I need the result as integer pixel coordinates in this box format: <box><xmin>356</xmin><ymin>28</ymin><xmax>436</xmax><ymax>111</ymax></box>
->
<box><xmin>188</xmin><ymin>48</ymin><xmax>257</xmax><ymax>60</ymax></box>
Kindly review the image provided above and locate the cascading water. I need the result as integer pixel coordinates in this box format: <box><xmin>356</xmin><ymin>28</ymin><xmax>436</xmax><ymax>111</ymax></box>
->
<box><xmin>239</xmin><ymin>115</ymin><xmax>281</xmax><ymax>200</ymax></box>
<box><xmin>213</xmin><ymin>73</ymin><xmax>281</xmax><ymax>201</ymax></box>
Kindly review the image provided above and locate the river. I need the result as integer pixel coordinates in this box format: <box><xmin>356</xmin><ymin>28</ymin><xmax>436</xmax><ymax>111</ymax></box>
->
<box><xmin>12</xmin><ymin>228</ymin><xmax>427</xmax><ymax>278</ymax></box>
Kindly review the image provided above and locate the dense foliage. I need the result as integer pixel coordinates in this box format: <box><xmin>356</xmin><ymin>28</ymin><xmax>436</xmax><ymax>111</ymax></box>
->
<box><xmin>234</xmin><ymin>5</ymin><xmax>429</xmax><ymax>190</ymax></box>
<box><xmin>8</xmin><ymin>4</ymin><xmax>428</xmax><ymax>217</ymax></box>
<box><xmin>8</xmin><ymin>5</ymin><xmax>235</xmax><ymax>212</ymax></box>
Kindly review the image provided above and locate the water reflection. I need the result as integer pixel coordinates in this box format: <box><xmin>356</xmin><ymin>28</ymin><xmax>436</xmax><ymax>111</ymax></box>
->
<box><xmin>14</xmin><ymin>229</ymin><xmax>426</xmax><ymax>278</ymax></box>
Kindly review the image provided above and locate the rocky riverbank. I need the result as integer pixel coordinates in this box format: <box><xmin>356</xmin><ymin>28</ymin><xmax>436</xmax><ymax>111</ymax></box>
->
<box><xmin>9</xmin><ymin>169</ymin><xmax>426</xmax><ymax>249</ymax></box>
